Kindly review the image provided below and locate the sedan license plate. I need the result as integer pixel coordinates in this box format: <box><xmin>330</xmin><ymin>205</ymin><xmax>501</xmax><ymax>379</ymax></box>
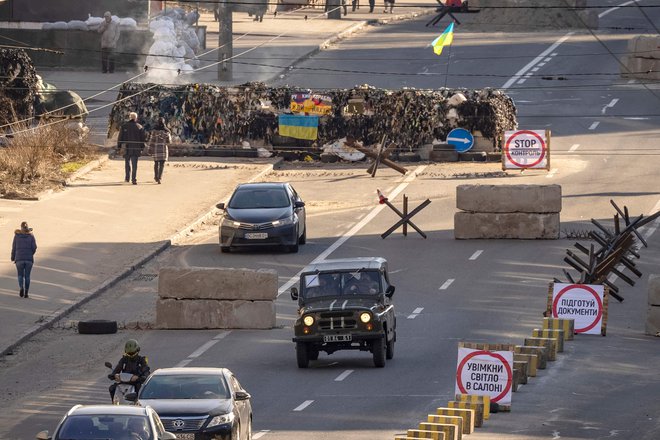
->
<box><xmin>174</xmin><ymin>434</ymin><xmax>195</xmax><ymax>440</ymax></box>
<box><xmin>324</xmin><ymin>334</ymin><xmax>352</xmax><ymax>342</ymax></box>
<box><xmin>245</xmin><ymin>232</ymin><xmax>268</xmax><ymax>239</ymax></box>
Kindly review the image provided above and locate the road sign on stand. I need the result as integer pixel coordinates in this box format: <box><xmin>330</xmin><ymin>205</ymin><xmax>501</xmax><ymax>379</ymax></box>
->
<box><xmin>455</xmin><ymin>347</ymin><xmax>513</xmax><ymax>405</ymax></box>
<box><xmin>548</xmin><ymin>282</ymin><xmax>608</xmax><ymax>335</ymax></box>
<box><xmin>503</xmin><ymin>129</ymin><xmax>550</xmax><ymax>170</ymax></box>
<box><xmin>447</xmin><ymin>128</ymin><xmax>474</xmax><ymax>153</ymax></box>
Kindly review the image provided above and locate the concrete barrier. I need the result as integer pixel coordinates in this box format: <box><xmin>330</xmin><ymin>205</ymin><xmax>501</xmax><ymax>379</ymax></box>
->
<box><xmin>454</xmin><ymin>394</ymin><xmax>490</xmax><ymax>420</ymax></box>
<box><xmin>515</xmin><ymin>345</ymin><xmax>548</xmax><ymax>369</ymax></box>
<box><xmin>454</xmin><ymin>212</ymin><xmax>560</xmax><ymax>239</ymax></box>
<box><xmin>621</xmin><ymin>35</ymin><xmax>660</xmax><ymax>80</ymax></box>
<box><xmin>426</xmin><ymin>416</ymin><xmax>464</xmax><ymax>436</ymax></box>
<box><xmin>156</xmin><ymin>266</ymin><xmax>278</xmax><ymax>329</ymax></box>
<box><xmin>532</xmin><ymin>328</ymin><xmax>565</xmax><ymax>352</ymax></box>
<box><xmin>447</xmin><ymin>401</ymin><xmax>484</xmax><ymax>428</ymax></box>
<box><xmin>417</xmin><ymin>423</ymin><xmax>459</xmax><ymax>440</ymax></box>
<box><xmin>434</xmin><ymin>408</ymin><xmax>475</xmax><ymax>434</ymax></box>
<box><xmin>543</xmin><ymin>317</ymin><xmax>575</xmax><ymax>340</ymax></box>
<box><xmin>456</xmin><ymin>184</ymin><xmax>562</xmax><ymax>213</ymax></box>
<box><xmin>514</xmin><ymin>352</ymin><xmax>538</xmax><ymax>377</ymax></box>
<box><xmin>524</xmin><ymin>337</ymin><xmax>558</xmax><ymax>361</ymax></box>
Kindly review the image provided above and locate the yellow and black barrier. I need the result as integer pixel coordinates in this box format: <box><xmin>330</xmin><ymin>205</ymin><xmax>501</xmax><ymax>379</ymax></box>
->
<box><xmin>434</xmin><ymin>408</ymin><xmax>475</xmax><ymax>434</ymax></box>
<box><xmin>532</xmin><ymin>328</ymin><xmax>565</xmax><ymax>352</ymax></box>
<box><xmin>543</xmin><ymin>317</ymin><xmax>575</xmax><ymax>340</ymax></box>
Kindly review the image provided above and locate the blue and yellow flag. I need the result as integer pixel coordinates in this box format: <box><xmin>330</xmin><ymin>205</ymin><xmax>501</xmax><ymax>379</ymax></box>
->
<box><xmin>432</xmin><ymin>22</ymin><xmax>454</xmax><ymax>56</ymax></box>
<box><xmin>278</xmin><ymin>114</ymin><xmax>319</xmax><ymax>140</ymax></box>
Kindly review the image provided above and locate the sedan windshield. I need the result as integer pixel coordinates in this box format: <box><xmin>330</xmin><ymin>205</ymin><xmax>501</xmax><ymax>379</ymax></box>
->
<box><xmin>228</xmin><ymin>188</ymin><xmax>290</xmax><ymax>209</ymax></box>
<box><xmin>140</xmin><ymin>374</ymin><xmax>230</xmax><ymax>400</ymax></box>
<box><xmin>57</xmin><ymin>415</ymin><xmax>152</xmax><ymax>440</ymax></box>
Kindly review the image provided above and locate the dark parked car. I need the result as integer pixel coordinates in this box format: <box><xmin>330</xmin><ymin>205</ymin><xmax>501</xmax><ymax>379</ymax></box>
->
<box><xmin>217</xmin><ymin>182</ymin><xmax>306</xmax><ymax>253</ymax></box>
<box><xmin>36</xmin><ymin>404</ymin><xmax>176</xmax><ymax>440</ymax></box>
<box><xmin>290</xmin><ymin>257</ymin><xmax>397</xmax><ymax>368</ymax></box>
<box><xmin>135</xmin><ymin>367</ymin><xmax>252</xmax><ymax>440</ymax></box>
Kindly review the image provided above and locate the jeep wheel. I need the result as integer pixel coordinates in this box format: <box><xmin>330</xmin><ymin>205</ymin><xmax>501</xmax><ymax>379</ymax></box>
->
<box><xmin>372</xmin><ymin>337</ymin><xmax>386</xmax><ymax>368</ymax></box>
<box><xmin>386</xmin><ymin>337</ymin><xmax>394</xmax><ymax>360</ymax></box>
<box><xmin>296</xmin><ymin>342</ymin><xmax>310</xmax><ymax>368</ymax></box>
<box><xmin>309</xmin><ymin>348</ymin><xmax>319</xmax><ymax>360</ymax></box>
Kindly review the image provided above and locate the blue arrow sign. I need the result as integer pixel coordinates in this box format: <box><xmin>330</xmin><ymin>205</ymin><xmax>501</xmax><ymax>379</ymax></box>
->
<box><xmin>447</xmin><ymin>128</ymin><xmax>474</xmax><ymax>153</ymax></box>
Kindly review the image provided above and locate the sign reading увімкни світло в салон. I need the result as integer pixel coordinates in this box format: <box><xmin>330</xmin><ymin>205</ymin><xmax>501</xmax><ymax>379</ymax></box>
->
<box><xmin>455</xmin><ymin>347</ymin><xmax>513</xmax><ymax>405</ymax></box>
<box><xmin>548</xmin><ymin>283</ymin><xmax>609</xmax><ymax>336</ymax></box>
<box><xmin>502</xmin><ymin>129</ymin><xmax>550</xmax><ymax>170</ymax></box>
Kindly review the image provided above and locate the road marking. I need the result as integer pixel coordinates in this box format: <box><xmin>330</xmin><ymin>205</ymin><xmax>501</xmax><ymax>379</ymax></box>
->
<box><xmin>253</xmin><ymin>431</ymin><xmax>270</xmax><ymax>439</ymax></box>
<box><xmin>408</xmin><ymin>307</ymin><xmax>424</xmax><ymax>319</ymax></box>
<box><xmin>213</xmin><ymin>331</ymin><xmax>230</xmax><ymax>340</ymax></box>
<box><xmin>294</xmin><ymin>400</ymin><xmax>314</xmax><ymax>411</ymax></box>
<box><xmin>588</xmin><ymin>121</ymin><xmax>600</xmax><ymax>130</ymax></box>
<box><xmin>569</xmin><ymin>144</ymin><xmax>580</xmax><ymax>153</ymax></box>
<box><xmin>469</xmin><ymin>250</ymin><xmax>483</xmax><ymax>260</ymax></box>
<box><xmin>501</xmin><ymin>33</ymin><xmax>574</xmax><ymax>89</ymax></box>
<box><xmin>334</xmin><ymin>370</ymin><xmax>354</xmax><ymax>381</ymax></box>
<box><xmin>276</xmin><ymin>166</ymin><xmax>427</xmax><ymax>296</ymax></box>
<box><xmin>599</xmin><ymin>0</ymin><xmax>643</xmax><ymax>18</ymax></box>
<box><xmin>601</xmin><ymin>98</ymin><xmax>619</xmax><ymax>114</ymax></box>
<box><xmin>175</xmin><ymin>359</ymin><xmax>192</xmax><ymax>367</ymax></box>
<box><xmin>546</xmin><ymin>168</ymin><xmax>558</xmax><ymax>178</ymax></box>
<box><xmin>439</xmin><ymin>279</ymin><xmax>455</xmax><ymax>290</ymax></box>
<box><xmin>623</xmin><ymin>117</ymin><xmax>648</xmax><ymax>120</ymax></box>
<box><xmin>187</xmin><ymin>340</ymin><xmax>219</xmax><ymax>359</ymax></box>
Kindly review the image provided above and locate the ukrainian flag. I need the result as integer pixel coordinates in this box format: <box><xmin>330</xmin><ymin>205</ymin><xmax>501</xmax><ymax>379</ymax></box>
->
<box><xmin>432</xmin><ymin>22</ymin><xmax>454</xmax><ymax>56</ymax></box>
<box><xmin>278</xmin><ymin>114</ymin><xmax>319</xmax><ymax>140</ymax></box>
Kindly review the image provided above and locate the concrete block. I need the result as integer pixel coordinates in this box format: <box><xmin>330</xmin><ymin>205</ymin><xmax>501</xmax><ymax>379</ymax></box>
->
<box><xmin>430</xmin><ymin>149</ymin><xmax>458</xmax><ymax>162</ymax></box>
<box><xmin>515</xmin><ymin>353</ymin><xmax>537</xmax><ymax>377</ymax></box>
<box><xmin>447</xmin><ymin>401</ymin><xmax>483</xmax><ymax>428</ymax></box>
<box><xmin>408</xmin><ymin>429</ymin><xmax>446</xmax><ymax>440</ymax></box>
<box><xmin>454</xmin><ymin>212</ymin><xmax>560</xmax><ymax>239</ymax></box>
<box><xmin>427</xmin><ymin>416</ymin><xmax>464</xmax><ymax>436</ymax></box>
<box><xmin>621</xmin><ymin>55</ymin><xmax>660</xmax><ymax>80</ymax></box>
<box><xmin>543</xmin><ymin>317</ymin><xmax>575</xmax><ymax>340</ymax></box>
<box><xmin>514</xmin><ymin>361</ymin><xmax>528</xmax><ymax>384</ymax></box>
<box><xmin>532</xmin><ymin>328</ymin><xmax>564</xmax><ymax>352</ymax></box>
<box><xmin>418</xmin><ymin>423</ymin><xmax>457</xmax><ymax>440</ymax></box>
<box><xmin>435</xmin><ymin>408</ymin><xmax>475</xmax><ymax>434</ymax></box>
<box><xmin>630</xmin><ymin>35</ymin><xmax>660</xmax><ymax>59</ymax></box>
<box><xmin>524</xmin><ymin>337</ymin><xmax>557</xmax><ymax>361</ymax></box>
<box><xmin>455</xmin><ymin>394</ymin><xmax>490</xmax><ymax>420</ymax></box>
<box><xmin>156</xmin><ymin>298</ymin><xmax>275</xmax><ymax>329</ymax></box>
<box><xmin>471</xmin><ymin>131</ymin><xmax>495</xmax><ymax>152</ymax></box>
<box><xmin>456</xmin><ymin>184</ymin><xmax>562</xmax><ymax>213</ymax></box>
<box><xmin>159</xmin><ymin>267</ymin><xmax>278</xmax><ymax>300</ymax></box>
<box><xmin>646</xmin><ymin>305</ymin><xmax>660</xmax><ymax>336</ymax></box>
<box><xmin>515</xmin><ymin>345</ymin><xmax>547</xmax><ymax>369</ymax></box>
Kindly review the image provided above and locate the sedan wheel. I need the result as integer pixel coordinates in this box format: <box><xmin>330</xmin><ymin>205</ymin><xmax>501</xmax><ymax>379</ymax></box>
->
<box><xmin>299</xmin><ymin>226</ymin><xmax>306</xmax><ymax>245</ymax></box>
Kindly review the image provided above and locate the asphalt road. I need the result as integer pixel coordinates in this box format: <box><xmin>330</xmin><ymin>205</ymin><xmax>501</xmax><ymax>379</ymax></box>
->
<box><xmin>2</xmin><ymin>2</ymin><xmax>660</xmax><ymax>440</ymax></box>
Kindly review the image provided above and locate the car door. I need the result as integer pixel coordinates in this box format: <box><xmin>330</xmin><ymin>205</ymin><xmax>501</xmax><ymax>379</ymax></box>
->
<box><xmin>289</xmin><ymin>184</ymin><xmax>306</xmax><ymax>236</ymax></box>
<box><xmin>229</xmin><ymin>374</ymin><xmax>249</xmax><ymax>439</ymax></box>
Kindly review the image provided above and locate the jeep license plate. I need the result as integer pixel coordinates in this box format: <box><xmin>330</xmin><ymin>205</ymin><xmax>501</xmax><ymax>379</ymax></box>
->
<box><xmin>245</xmin><ymin>232</ymin><xmax>268</xmax><ymax>239</ymax></box>
<box><xmin>324</xmin><ymin>334</ymin><xmax>352</xmax><ymax>342</ymax></box>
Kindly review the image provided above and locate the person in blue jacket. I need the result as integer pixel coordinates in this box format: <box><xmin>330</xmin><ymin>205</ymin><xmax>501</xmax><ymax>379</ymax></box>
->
<box><xmin>11</xmin><ymin>221</ymin><xmax>37</xmax><ymax>298</ymax></box>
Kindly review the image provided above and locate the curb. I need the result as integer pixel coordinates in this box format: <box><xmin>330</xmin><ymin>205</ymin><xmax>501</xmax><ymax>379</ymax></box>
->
<box><xmin>0</xmin><ymin>158</ymin><xmax>282</xmax><ymax>358</ymax></box>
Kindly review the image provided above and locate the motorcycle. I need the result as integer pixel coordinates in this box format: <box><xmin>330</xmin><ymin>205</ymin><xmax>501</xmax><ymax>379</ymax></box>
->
<box><xmin>105</xmin><ymin>361</ymin><xmax>137</xmax><ymax>405</ymax></box>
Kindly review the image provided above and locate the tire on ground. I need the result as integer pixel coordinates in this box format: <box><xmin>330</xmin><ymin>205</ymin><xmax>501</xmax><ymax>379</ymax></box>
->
<box><xmin>78</xmin><ymin>319</ymin><xmax>118</xmax><ymax>335</ymax></box>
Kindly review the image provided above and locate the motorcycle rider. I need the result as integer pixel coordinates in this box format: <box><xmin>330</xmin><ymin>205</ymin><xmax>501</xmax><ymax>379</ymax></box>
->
<box><xmin>108</xmin><ymin>339</ymin><xmax>150</xmax><ymax>402</ymax></box>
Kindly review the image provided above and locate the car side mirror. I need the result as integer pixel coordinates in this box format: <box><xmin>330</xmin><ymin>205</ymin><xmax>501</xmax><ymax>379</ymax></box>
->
<box><xmin>235</xmin><ymin>390</ymin><xmax>251</xmax><ymax>401</ymax></box>
<box><xmin>161</xmin><ymin>432</ymin><xmax>178</xmax><ymax>440</ymax></box>
<box><xmin>125</xmin><ymin>392</ymin><xmax>138</xmax><ymax>402</ymax></box>
<box><xmin>294</xmin><ymin>201</ymin><xmax>305</xmax><ymax>208</ymax></box>
<box><xmin>385</xmin><ymin>285</ymin><xmax>395</xmax><ymax>298</ymax></box>
<box><xmin>290</xmin><ymin>287</ymin><xmax>299</xmax><ymax>300</ymax></box>
<box><xmin>216</xmin><ymin>202</ymin><xmax>225</xmax><ymax>210</ymax></box>
<box><xmin>36</xmin><ymin>431</ymin><xmax>51</xmax><ymax>440</ymax></box>
<box><xmin>104</xmin><ymin>361</ymin><xmax>113</xmax><ymax>369</ymax></box>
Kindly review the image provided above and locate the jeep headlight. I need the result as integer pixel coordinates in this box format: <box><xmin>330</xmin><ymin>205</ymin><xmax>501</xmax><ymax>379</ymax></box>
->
<box><xmin>360</xmin><ymin>312</ymin><xmax>371</xmax><ymax>323</ymax></box>
<box><xmin>303</xmin><ymin>315</ymin><xmax>315</xmax><ymax>326</ymax></box>
<box><xmin>207</xmin><ymin>412</ymin><xmax>235</xmax><ymax>428</ymax></box>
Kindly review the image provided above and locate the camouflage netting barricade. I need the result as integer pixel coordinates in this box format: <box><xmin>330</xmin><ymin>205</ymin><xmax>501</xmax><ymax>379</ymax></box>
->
<box><xmin>108</xmin><ymin>82</ymin><xmax>517</xmax><ymax>151</ymax></box>
<box><xmin>0</xmin><ymin>49</ymin><xmax>38</xmax><ymax>127</ymax></box>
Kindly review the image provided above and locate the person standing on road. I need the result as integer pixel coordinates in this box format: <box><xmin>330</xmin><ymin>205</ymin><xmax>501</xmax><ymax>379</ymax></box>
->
<box><xmin>368</xmin><ymin>0</ymin><xmax>375</xmax><ymax>13</ymax></box>
<box><xmin>384</xmin><ymin>0</ymin><xmax>394</xmax><ymax>13</ymax></box>
<box><xmin>10</xmin><ymin>221</ymin><xmax>37</xmax><ymax>298</ymax></box>
<box><xmin>147</xmin><ymin>117</ymin><xmax>171</xmax><ymax>184</ymax></box>
<box><xmin>98</xmin><ymin>11</ymin><xmax>120</xmax><ymax>74</ymax></box>
<box><xmin>117</xmin><ymin>112</ymin><xmax>146</xmax><ymax>185</ymax></box>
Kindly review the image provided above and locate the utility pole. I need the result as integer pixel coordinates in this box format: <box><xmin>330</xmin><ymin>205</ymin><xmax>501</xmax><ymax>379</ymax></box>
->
<box><xmin>218</xmin><ymin>4</ymin><xmax>233</xmax><ymax>81</ymax></box>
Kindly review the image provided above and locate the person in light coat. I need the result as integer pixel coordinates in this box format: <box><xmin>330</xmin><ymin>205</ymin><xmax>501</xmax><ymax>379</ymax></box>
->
<box><xmin>147</xmin><ymin>117</ymin><xmax>171</xmax><ymax>184</ymax></box>
<box><xmin>98</xmin><ymin>11</ymin><xmax>120</xmax><ymax>73</ymax></box>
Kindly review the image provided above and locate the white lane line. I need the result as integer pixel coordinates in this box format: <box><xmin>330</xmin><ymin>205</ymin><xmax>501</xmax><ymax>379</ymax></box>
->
<box><xmin>213</xmin><ymin>331</ymin><xmax>231</xmax><ymax>340</ymax></box>
<box><xmin>439</xmin><ymin>279</ymin><xmax>455</xmax><ymax>290</ymax></box>
<box><xmin>253</xmin><ymin>431</ymin><xmax>270</xmax><ymax>439</ymax></box>
<box><xmin>276</xmin><ymin>166</ymin><xmax>427</xmax><ymax>296</ymax></box>
<box><xmin>628</xmin><ymin>79</ymin><xmax>636</xmax><ymax>84</ymax></box>
<box><xmin>501</xmin><ymin>33</ymin><xmax>574</xmax><ymax>89</ymax></box>
<box><xmin>544</xmin><ymin>57</ymin><xmax>552</xmax><ymax>62</ymax></box>
<box><xmin>569</xmin><ymin>144</ymin><xmax>580</xmax><ymax>153</ymax></box>
<box><xmin>175</xmin><ymin>359</ymin><xmax>193</xmax><ymax>368</ymax></box>
<box><xmin>546</xmin><ymin>168</ymin><xmax>559</xmax><ymax>178</ymax></box>
<box><xmin>531</xmin><ymin>67</ymin><xmax>540</xmax><ymax>72</ymax></box>
<box><xmin>334</xmin><ymin>370</ymin><xmax>354</xmax><ymax>382</ymax></box>
<box><xmin>187</xmin><ymin>340</ymin><xmax>220</xmax><ymax>359</ymax></box>
<box><xmin>623</xmin><ymin>117</ymin><xmax>649</xmax><ymax>120</ymax></box>
<box><xmin>537</xmin><ymin>62</ymin><xmax>546</xmax><ymax>67</ymax></box>
<box><xmin>599</xmin><ymin>0</ymin><xmax>643</xmax><ymax>18</ymax></box>
<box><xmin>601</xmin><ymin>98</ymin><xmax>619</xmax><ymax>114</ymax></box>
<box><xmin>469</xmin><ymin>250</ymin><xmax>483</xmax><ymax>260</ymax></box>
<box><xmin>588</xmin><ymin>121</ymin><xmax>600</xmax><ymax>130</ymax></box>
<box><xmin>517</xmin><ymin>79</ymin><xmax>527</xmax><ymax>85</ymax></box>
<box><xmin>407</xmin><ymin>307</ymin><xmax>424</xmax><ymax>319</ymax></box>
<box><xmin>294</xmin><ymin>400</ymin><xmax>314</xmax><ymax>411</ymax></box>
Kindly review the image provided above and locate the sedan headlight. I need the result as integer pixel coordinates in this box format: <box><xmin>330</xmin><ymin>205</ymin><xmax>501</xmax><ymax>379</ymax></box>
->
<box><xmin>272</xmin><ymin>215</ymin><xmax>295</xmax><ymax>226</ymax></box>
<box><xmin>207</xmin><ymin>412</ymin><xmax>235</xmax><ymax>428</ymax></box>
<box><xmin>360</xmin><ymin>312</ymin><xmax>372</xmax><ymax>323</ymax></box>
<box><xmin>222</xmin><ymin>217</ymin><xmax>241</xmax><ymax>228</ymax></box>
<box><xmin>303</xmin><ymin>315</ymin><xmax>315</xmax><ymax>326</ymax></box>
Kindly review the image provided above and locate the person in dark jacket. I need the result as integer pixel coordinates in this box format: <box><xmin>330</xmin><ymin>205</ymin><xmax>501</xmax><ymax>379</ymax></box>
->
<box><xmin>109</xmin><ymin>339</ymin><xmax>150</xmax><ymax>402</ymax></box>
<box><xmin>10</xmin><ymin>221</ymin><xmax>37</xmax><ymax>298</ymax></box>
<box><xmin>147</xmin><ymin>117</ymin><xmax>171</xmax><ymax>184</ymax></box>
<box><xmin>117</xmin><ymin>112</ymin><xmax>146</xmax><ymax>185</ymax></box>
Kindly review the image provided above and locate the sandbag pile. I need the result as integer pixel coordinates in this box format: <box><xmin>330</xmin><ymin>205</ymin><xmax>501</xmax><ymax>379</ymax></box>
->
<box><xmin>107</xmin><ymin>82</ymin><xmax>517</xmax><ymax>152</ymax></box>
<box><xmin>0</xmin><ymin>49</ymin><xmax>39</xmax><ymax>127</ymax></box>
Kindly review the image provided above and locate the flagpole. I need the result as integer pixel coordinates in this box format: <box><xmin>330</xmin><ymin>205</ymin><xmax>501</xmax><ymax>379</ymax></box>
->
<box><xmin>443</xmin><ymin>28</ymin><xmax>453</xmax><ymax>89</ymax></box>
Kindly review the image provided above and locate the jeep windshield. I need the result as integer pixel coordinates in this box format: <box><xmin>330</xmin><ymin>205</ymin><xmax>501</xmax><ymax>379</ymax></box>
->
<box><xmin>301</xmin><ymin>270</ymin><xmax>381</xmax><ymax>299</ymax></box>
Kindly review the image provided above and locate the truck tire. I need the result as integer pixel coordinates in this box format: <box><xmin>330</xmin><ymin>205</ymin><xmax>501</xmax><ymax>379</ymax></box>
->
<box><xmin>78</xmin><ymin>320</ymin><xmax>118</xmax><ymax>335</ymax></box>
<box><xmin>372</xmin><ymin>337</ymin><xmax>386</xmax><ymax>368</ymax></box>
<box><xmin>296</xmin><ymin>342</ymin><xmax>310</xmax><ymax>368</ymax></box>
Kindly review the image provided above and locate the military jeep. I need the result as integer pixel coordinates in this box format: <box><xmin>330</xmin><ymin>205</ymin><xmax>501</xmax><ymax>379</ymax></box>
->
<box><xmin>290</xmin><ymin>257</ymin><xmax>396</xmax><ymax>368</ymax></box>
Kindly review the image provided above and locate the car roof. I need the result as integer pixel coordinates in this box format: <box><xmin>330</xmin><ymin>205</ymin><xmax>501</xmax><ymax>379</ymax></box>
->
<box><xmin>150</xmin><ymin>367</ymin><xmax>230</xmax><ymax>376</ymax></box>
<box><xmin>235</xmin><ymin>182</ymin><xmax>289</xmax><ymax>191</ymax></box>
<box><xmin>68</xmin><ymin>405</ymin><xmax>148</xmax><ymax>416</ymax></box>
<box><xmin>301</xmin><ymin>257</ymin><xmax>387</xmax><ymax>273</ymax></box>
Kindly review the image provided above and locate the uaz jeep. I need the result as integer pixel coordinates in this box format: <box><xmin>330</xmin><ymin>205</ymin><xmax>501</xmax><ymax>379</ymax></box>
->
<box><xmin>290</xmin><ymin>257</ymin><xmax>396</xmax><ymax>368</ymax></box>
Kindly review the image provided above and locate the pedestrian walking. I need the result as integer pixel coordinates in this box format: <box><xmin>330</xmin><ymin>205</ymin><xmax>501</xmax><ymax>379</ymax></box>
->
<box><xmin>10</xmin><ymin>221</ymin><xmax>37</xmax><ymax>298</ymax></box>
<box><xmin>384</xmin><ymin>0</ymin><xmax>394</xmax><ymax>13</ymax></box>
<box><xmin>117</xmin><ymin>112</ymin><xmax>146</xmax><ymax>185</ymax></box>
<box><xmin>368</xmin><ymin>0</ymin><xmax>375</xmax><ymax>12</ymax></box>
<box><xmin>147</xmin><ymin>117</ymin><xmax>171</xmax><ymax>184</ymax></box>
<box><xmin>98</xmin><ymin>11</ymin><xmax>120</xmax><ymax>73</ymax></box>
